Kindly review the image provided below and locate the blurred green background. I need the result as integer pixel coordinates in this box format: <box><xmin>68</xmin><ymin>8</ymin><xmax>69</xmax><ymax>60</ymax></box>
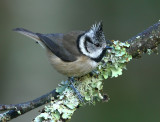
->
<box><xmin>0</xmin><ymin>0</ymin><xmax>160</xmax><ymax>122</ymax></box>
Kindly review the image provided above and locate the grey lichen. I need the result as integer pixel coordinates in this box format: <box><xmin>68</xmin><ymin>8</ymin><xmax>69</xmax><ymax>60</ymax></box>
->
<box><xmin>33</xmin><ymin>40</ymin><xmax>132</xmax><ymax>122</ymax></box>
<box><xmin>147</xmin><ymin>47</ymin><xmax>159</xmax><ymax>55</ymax></box>
<box><xmin>147</xmin><ymin>49</ymin><xmax>153</xmax><ymax>55</ymax></box>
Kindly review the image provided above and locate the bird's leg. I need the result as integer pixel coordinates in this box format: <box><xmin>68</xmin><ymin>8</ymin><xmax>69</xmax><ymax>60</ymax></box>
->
<box><xmin>68</xmin><ymin>77</ymin><xmax>84</xmax><ymax>103</ymax></box>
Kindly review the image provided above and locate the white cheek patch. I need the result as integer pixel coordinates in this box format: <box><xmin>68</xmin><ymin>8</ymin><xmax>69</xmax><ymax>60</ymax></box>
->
<box><xmin>79</xmin><ymin>36</ymin><xmax>87</xmax><ymax>54</ymax></box>
<box><xmin>90</xmin><ymin>48</ymin><xmax>103</xmax><ymax>58</ymax></box>
<box><xmin>79</xmin><ymin>35</ymin><xmax>103</xmax><ymax>59</ymax></box>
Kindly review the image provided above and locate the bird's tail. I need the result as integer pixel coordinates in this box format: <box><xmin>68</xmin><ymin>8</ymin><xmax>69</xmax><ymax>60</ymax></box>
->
<box><xmin>13</xmin><ymin>28</ymin><xmax>45</xmax><ymax>48</ymax></box>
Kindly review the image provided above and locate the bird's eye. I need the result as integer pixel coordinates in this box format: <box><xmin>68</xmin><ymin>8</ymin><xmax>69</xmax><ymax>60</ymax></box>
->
<box><xmin>95</xmin><ymin>43</ymin><xmax>100</xmax><ymax>47</ymax></box>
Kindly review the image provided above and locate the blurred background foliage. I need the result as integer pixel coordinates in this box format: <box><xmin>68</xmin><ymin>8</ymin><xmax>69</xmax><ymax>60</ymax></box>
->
<box><xmin>0</xmin><ymin>0</ymin><xmax>160</xmax><ymax>122</ymax></box>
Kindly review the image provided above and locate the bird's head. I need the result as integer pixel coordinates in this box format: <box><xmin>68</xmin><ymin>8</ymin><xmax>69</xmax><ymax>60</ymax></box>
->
<box><xmin>78</xmin><ymin>22</ymin><xmax>109</xmax><ymax>62</ymax></box>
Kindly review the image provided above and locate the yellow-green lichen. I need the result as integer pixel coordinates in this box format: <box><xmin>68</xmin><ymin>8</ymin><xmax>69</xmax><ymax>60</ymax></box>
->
<box><xmin>98</xmin><ymin>41</ymin><xmax>132</xmax><ymax>79</ymax></box>
<box><xmin>34</xmin><ymin>40</ymin><xmax>132</xmax><ymax>122</ymax></box>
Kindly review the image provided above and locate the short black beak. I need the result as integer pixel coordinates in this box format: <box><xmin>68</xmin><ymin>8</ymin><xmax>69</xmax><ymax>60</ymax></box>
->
<box><xmin>106</xmin><ymin>46</ymin><xmax>113</xmax><ymax>50</ymax></box>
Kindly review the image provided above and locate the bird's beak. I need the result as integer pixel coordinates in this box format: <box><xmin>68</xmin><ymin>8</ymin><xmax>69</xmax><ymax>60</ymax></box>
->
<box><xmin>106</xmin><ymin>46</ymin><xmax>113</xmax><ymax>50</ymax></box>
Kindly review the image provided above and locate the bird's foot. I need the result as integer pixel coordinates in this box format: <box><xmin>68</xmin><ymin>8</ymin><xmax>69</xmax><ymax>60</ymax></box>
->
<box><xmin>68</xmin><ymin>77</ymin><xmax>84</xmax><ymax>103</ymax></box>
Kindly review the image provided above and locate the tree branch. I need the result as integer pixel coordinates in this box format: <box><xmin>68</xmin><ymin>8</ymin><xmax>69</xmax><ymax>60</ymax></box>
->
<box><xmin>0</xmin><ymin>20</ymin><xmax>160</xmax><ymax>121</ymax></box>
<box><xmin>126</xmin><ymin>20</ymin><xmax>160</xmax><ymax>57</ymax></box>
<box><xmin>0</xmin><ymin>89</ymin><xmax>58</xmax><ymax>121</ymax></box>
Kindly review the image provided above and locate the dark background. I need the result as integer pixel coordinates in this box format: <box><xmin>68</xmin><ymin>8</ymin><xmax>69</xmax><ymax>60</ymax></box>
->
<box><xmin>0</xmin><ymin>0</ymin><xmax>160</xmax><ymax>122</ymax></box>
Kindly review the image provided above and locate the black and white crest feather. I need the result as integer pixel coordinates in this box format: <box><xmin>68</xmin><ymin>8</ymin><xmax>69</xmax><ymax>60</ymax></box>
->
<box><xmin>90</xmin><ymin>21</ymin><xmax>105</xmax><ymax>42</ymax></box>
<box><xmin>78</xmin><ymin>21</ymin><xmax>107</xmax><ymax>62</ymax></box>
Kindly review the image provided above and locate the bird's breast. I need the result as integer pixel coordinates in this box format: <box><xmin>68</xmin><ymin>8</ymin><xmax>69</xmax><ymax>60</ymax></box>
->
<box><xmin>47</xmin><ymin>51</ymin><xmax>98</xmax><ymax>77</ymax></box>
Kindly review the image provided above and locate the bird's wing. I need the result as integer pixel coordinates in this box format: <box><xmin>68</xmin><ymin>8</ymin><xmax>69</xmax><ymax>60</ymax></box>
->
<box><xmin>14</xmin><ymin>28</ymin><xmax>84</xmax><ymax>62</ymax></box>
<box><xmin>36</xmin><ymin>31</ymin><xmax>84</xmax><ymax>62</ymax></box>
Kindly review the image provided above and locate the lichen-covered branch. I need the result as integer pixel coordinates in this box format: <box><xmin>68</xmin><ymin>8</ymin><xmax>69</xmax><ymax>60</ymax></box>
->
<box><xmin>126</xmin><ymin>20</ymin><xmax>160</xmax><ymax>57</ymax></box>
<box><xmin>0</xmin><ymin>20</ymin><xmax>160</xmax><ymax>122</ymax></box>
<box><xmin>33</xmin><ymin>21</ymin><xmax>160</xmax><ymax>122</ymax></box>
<box><xmin>33</xmin><ymin>41</ymin><xmax>132</xmax><ymax>121</ymax></box>
<box><xmin>0</xmin><ymin>89</ymin><xmax>57</xmax><ymax>121</ymax></box>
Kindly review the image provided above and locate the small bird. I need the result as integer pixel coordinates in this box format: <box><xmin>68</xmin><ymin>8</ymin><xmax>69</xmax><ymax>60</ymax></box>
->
<box><xmin>14</xmin><ymin>22</ymin><xmax>112</xmax><ymax>101</ymax></box>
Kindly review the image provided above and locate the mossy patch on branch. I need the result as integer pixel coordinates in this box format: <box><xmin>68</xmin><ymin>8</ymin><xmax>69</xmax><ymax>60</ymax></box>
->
<box><xmin>34</xmin><ymin>40</ymin><xmax>132</xmax><ymax>122</ymax></box>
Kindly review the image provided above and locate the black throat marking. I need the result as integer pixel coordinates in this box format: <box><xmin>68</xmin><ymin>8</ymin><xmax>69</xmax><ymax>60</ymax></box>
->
<box><xmin>77</xmin><ymin>34</ymin><xmax>107</xmax><ymax>63</ymax></box>
<box><xmin>91</xmin><ymin>48</ymin><xmax>107</xmax><ymax>62</ymax></box>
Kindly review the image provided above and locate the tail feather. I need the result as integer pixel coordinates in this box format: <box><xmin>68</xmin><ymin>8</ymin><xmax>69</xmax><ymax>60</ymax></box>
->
<box><xmin>13</xmin><ymin>28</ymin><xmax>45</xmax><ymax>48</ymax></box>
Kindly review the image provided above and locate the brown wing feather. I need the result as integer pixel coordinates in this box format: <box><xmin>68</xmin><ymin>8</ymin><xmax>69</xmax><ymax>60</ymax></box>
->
<box><xmin>37</xmin><ymin>31</ymin><xmax>85</xmax><ymax>62</ymax></box>
<box><xmin>14</xmin><ymin>28</ymin><xmax>85</xmax><ymax>62</ymax></box>
<box><xmin>63</xmin><ymin>31</ymin><xmax>85</xmax><ymax>56</ymax></box>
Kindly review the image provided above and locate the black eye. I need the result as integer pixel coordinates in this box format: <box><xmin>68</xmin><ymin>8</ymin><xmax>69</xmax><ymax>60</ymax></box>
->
<box><xmin>95</xmin><ymin>43</ymin><xmax>100</xmax><ymax>47</ymax></box>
